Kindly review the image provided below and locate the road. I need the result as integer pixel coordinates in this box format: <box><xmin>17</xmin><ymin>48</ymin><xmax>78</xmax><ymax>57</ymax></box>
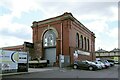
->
<box><xmin>2</xmin><ymin>65</ymin><xmax>119</xmax><ymax>80</ymax></box>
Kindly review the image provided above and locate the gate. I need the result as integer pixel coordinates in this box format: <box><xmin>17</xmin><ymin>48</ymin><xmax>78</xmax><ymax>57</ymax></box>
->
<box><xmin>44</xmin><ymin>48</ymin><xmax>56</xmax><ymax>66</ymax></box>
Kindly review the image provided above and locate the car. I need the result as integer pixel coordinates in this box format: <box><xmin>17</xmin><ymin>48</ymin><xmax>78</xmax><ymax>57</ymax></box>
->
<box><xmin>114</xmin><ymin>61</ymin><xmax>119</xmax><ymax>64</ymax></box>
<box><xmin>73</xmin><ymin>60</ymin><xmax>98</xmax><ymax>71</ymax></box>
<box><xmin>94</xmin><ymin>61</ymin><xmax>105</xmax><ymax>69</ymax></box>
<box><xmin>107</xmin><ymin>60</ymin><xmax>115</xmax><ymax>66</ymax></box>
<box><xmin>85</xmin><ymin>60</ymin><xmax>102</xmax><ymax>70</ymax></box>
<box><xmin>98</xmin><ymin>60</ymin><xmax>110</xmax><ymax>68</ymax></box>
<box><xmin>109</xmin><ymin>62</ymin><xmax>114</xmax><ymax>66</ymax></box>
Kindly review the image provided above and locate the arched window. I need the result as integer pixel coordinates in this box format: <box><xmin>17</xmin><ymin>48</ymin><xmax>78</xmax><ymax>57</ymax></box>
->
<box><xmin>76</xmin><ymin>33</ymin><xmax>79</xmax><ymax>48</ymax></box>
<box><xmin>80</xmin><ymin>35</ymin><xmax>83</xmax><ymax>49</ymax></box>
<box><xmin>43</xmin><ymin>29</ymin><xmax>56</xmax><ymax>47</ymax></box>
<box><xmin>87</xmin><ymin>39</ymin><xmax>89</xmax><ymax>51</ymax></box>
<box><xmin>84</xmin><ymin>37</ymin><xmax>86</xmax><ymax>50</ymax></box>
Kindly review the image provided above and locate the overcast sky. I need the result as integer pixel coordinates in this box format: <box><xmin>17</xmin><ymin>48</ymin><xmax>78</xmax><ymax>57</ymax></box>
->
<box><xmin>0</xmin><ymin>0</ymin><xmax>119</xmax><ymax>51</ymax></box>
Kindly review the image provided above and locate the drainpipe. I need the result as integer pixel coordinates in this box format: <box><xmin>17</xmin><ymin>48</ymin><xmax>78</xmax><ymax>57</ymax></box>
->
<box><xmin>61</xmin><ymin>22</ymin><xmax>63</xmax><ymax>55</ymax></box>
<box><xmin>59</xmin><ymin>22</ymin><xmax>63</xmax><ymax>68</ymax></box>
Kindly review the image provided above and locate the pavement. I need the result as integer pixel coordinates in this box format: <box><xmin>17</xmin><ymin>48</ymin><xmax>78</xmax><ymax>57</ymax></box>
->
<box><xmin>1</xmin><ymin>64</ymin><xmax>119</xmax><ymax>77</ymax></box>
<box><xmin>0</xmin><ymin>67</ymin><xmax>59</xmax><ymax>76</ymax></box>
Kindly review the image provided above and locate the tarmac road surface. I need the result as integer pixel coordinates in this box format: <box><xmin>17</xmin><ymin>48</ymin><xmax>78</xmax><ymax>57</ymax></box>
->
<box><xmin>2</xmin><ymin>64</ymin><xmax>119</xmax><ymax>80</ymax></box>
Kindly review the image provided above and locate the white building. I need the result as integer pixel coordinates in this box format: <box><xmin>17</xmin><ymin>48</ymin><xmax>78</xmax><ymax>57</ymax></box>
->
<box><xmin>95</xmin><ymin>48</ymin><xmax>120</xmax><ymax>63</ymax></box>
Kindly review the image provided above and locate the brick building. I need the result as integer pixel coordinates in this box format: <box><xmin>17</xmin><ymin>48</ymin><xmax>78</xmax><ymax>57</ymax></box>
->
<box><xmin>31</xmin><ymin>12</ymin><xmax>96</xmax><ymax>67</ymax></box>
<box><xmin>2</xmin><ymin>45</ymin><xmax>24</xmax><ymax>51</ymax></box>
<box><xmin>96</xmin><ymin>48</ymin><xmax>120</xmax><ymax>63</ymax></box>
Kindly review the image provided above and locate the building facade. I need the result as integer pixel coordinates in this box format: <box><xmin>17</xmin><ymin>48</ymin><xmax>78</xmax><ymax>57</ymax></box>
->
<box><xmin>96</xmin><ymin>48</ymin><xmax>120</xmax><ymax>62</ymax></box>
<box><xmin>31</xmin><ymin>12</ymin><xmax>96</xmax><ymax>66</ymax></box>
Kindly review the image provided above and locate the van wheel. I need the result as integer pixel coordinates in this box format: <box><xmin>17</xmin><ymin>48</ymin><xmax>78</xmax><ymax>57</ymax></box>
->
<box><xmin>73</xmin><ymin>65</ymin><xmax>78</xmax><ymax>69</ymax></box>
<box><xmin>89</xmin><ymin>66</ymin><xmax>93</xmax><ymax>71</ymax></box>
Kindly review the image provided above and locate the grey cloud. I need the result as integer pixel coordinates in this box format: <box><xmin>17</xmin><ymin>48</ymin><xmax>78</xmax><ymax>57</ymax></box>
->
<box><xmin>40</xmin><ymin>2</ymin><xmax>117</xmax><ymax>19</ymax></box>
<box><xmin>0</xmin><ymin>28</ymin><xmax>32</xmax><ymax>40</ymax></box>
<box><xmin>71</xmin><ymin>2</ymin><xmax>117</xmax><ymax>16</ymax></box>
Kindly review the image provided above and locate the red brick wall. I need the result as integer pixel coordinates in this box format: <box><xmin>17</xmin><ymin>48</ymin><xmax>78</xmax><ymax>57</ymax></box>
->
<box><xmin>32</xmin><ymin>20</ymin><xmax>63</xmax><ymax>59</ymax></box>
<box><xmin>68</xmin><ymin>20</ymin><xmax>95</xmax><ymax>62</ymax></box>
<box><xmin>31</xmin><ymin>13</ymin><xmax>96</xmax><ymax>64</ymax></box>
<box><xmin>62</xmin><ymin>20</ymin><xmax>69</xmax><ymax>56</ymax></box>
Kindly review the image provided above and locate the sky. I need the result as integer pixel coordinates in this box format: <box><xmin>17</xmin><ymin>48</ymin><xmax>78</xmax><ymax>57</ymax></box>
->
<box><xmin>0</xmin><ymin>0</ymin><xmax>119</xmax><ymax>51</ymax></box>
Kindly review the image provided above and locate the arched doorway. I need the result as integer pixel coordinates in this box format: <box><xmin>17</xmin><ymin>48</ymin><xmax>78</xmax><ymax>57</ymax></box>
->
<box><xmin>43</xmin><ymin>29</ymin><xmax>57</xmax><ymax>66</ymax></box>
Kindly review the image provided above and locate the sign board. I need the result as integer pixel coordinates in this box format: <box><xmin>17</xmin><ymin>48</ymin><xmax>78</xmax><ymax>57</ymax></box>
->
<box><xmin>0</xmin><ymin>50</ymin><xmax>19</xmax><ymax>70</ymax></box>
<box><xmin>59</xmin><ymin>54</ymin><xmax>64</xmax><ymax>68</ymax></box>
<box><xmin>77</xmin><ymin>50</ymin><xmax>90</xmax><ymax>56</ymax></box>
<box><xmin>114</xmin><ymin>57</ymin><xmax>118</xmax><ymax>61</ymax></box>
<box><xmin>0</xmin><ymin>50</ymin><xmax>28</xmax><ymax>71</ymax></box>
<box><xmin>18</xmin><ymin>52</ymin><xmax>28</xmax><ymax>63</ymax></box>
<box><xmin>60</xmin><ymin>55</ymin><xmax>64</xmax><ymax>63</ymax></box>
<box><xmin>74</xmin><ymin>51</ymin><xmax>78</xmax><ymax>60</ymax></box>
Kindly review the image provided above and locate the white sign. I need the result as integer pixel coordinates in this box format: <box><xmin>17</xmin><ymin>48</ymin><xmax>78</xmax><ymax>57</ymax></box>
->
<box><xmin>74</xmin><ymin>51</ymin><xmax>78</xmax><ymax>60</ymax></box>
<box><xmin>18</xmin><ymin>52</ymin><xmax>28</xmax><ymax>63</ymax></box>
<box><xmin>60</xmin><ymin>55</ymin><xmax>64</xmax><ymax>63</ymax></box>
<box><xmin>1</xmin><ymin>63</ymin><xmax>18</xmax><ymax>70</ymax></box>
<box><xmin>77</xmin><ymin>50</ymin><xmax>90</xmax><ymax>56</ymax></box>
<box><xmin>0</xmin><ymin>50</ymin><xmax>28</xmax><ymax>71</ymax></box>
<box><xmin>0</xmin><ymin>50</ymin><xmax>19</xmax><ymax>70</ymax></box>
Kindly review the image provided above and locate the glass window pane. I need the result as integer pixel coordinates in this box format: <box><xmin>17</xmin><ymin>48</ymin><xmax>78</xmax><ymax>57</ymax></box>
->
<box><xmin>43</xmin><ymin>30</ymin><xmax>56</xmax><ymax>47</ymax></box>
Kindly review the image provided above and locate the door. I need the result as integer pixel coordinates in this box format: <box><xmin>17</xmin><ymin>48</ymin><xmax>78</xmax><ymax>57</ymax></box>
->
<box><xmin>44</xmin><ymin>48</ymin><xmax>56</xmax><ymax>66</ymax></box>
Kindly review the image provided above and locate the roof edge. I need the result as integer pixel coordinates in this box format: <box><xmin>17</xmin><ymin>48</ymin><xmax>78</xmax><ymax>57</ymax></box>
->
<box><xmin>31</xmin><ymin>12</ymin><xmax>95</xmax><ymax>35</ymax></box>
<box><xmin>31</xmin><ymin>12</ymin><xmax>73</xmax><ymax>28</ymax></box>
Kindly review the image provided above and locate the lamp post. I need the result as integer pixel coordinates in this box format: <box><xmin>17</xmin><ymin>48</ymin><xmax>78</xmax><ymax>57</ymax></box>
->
<box><xmin>26</xmin><ymin>48</ymin><xmax>29</xmax><ymax>72</ymax></box>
